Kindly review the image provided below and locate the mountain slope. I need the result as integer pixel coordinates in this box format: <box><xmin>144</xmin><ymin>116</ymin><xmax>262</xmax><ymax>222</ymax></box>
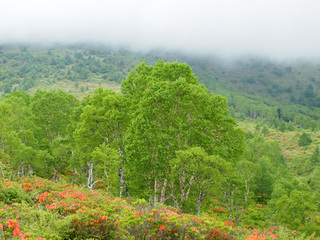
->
<box><xmin>1</xmin><ymin>43</ymin><xmax>320</xmax><ymax>124</ymax></box>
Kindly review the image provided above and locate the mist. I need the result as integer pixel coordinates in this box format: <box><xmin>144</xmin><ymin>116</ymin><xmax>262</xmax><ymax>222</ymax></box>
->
<box><xmin>1</xmin><ymin>0</ymin><xmax>320</xmax><ymax>60</ymax></box>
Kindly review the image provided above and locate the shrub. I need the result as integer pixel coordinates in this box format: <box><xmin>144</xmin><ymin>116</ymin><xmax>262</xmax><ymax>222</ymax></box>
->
<box><xmin>0</xmin><ymin>186</ymin><xmax>33</xmax><ymax>205</ymax></box>
<box><xmin>67</xmin><ymin>213</ymin><xmax>118</xmax><ymax>240</ymax></box>
<box><xmin>204</xmin><ymin>228</ymin><xmax>232</xmax><ymax>240</ymax></box>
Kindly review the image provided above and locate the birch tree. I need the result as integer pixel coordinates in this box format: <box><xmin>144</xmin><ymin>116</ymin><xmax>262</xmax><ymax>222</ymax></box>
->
<box><xmin>123</xmin><ymin>61</ymin><xmax>245</xmax><ymax>206</ymax></box>
<box><xmin>171</xmin><ymin>147</ymin><xmax>230</xmax><ymax>215</ymax></box>
<box><xmin>222</xmin><ymin>160</ymin><xmax>255</xmax><ymax>224</ymax></box>
<box><xmin>74</xmin><ymin>88</ymin><xmax>129</xmax><ymax>196</ymax></box>
<box><xmin>0</xmin><ymin>102</ymin><xmax>15</xmax><ymax>154</ymax></box>
<box><xmin>30</xmin><ymin>89</ymin><xmax>79</xmax><ymax>180</ymax></box>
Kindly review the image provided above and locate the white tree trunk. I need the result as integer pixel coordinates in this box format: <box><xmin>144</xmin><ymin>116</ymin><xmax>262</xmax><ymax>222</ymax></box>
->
<box><xmin>197</xmin><ymin>191</ymin><xmax>202</xmax><ymax>216</ymax></box>
<box><xmin>154</xmin><ymin>178</ymin><xmax>158</xmax><ymax>207</ymax></box>
<box><xmin>160</xmin><ymin>178</ymin><xmax>168</xmax><ymax>204</ymax></box>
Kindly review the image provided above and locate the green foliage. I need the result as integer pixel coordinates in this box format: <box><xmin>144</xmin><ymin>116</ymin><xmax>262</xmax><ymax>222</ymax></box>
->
<box><xmin>278</xmin><ymin>121</ymin><xmax>287</xmax><ymax>132</ymax></box>
<box><xmin>1</xmin><ymin>44</ymin><xmax>320</xmax><ymax>129</ymax></box>
<box><xmin>253</xmin><ymin>156</ymin><xmax>275</xmax><ymax>203</ymax></box>
<box><xmin>287</xmin><ymin>121</ymin><xmax>295</xmax><ymax>131</ymax></box>
<box><xmin>221</xmin><ymin>159</ymin><xmax>255</xmax><ymax>224</ymax></box>
<box><xmin>245</xmin><ymin>135</ymin><xmax>283</xmax><ymax>166</ymax></box>
<box><xmin>2</xmin><ymin>48</ymin><xmax>320</xmax><ymax>237</ymax></box>
<box><xmin>24</xmin><ymin>209</ymin><xmax>71</xmax><ymax>239</ymax></box>
<box><xmin>255</xmin><ymin>123</ymin><xmax>261</xmax><ymax>132</ymax></box>
<box><xmin>73</xmin><ymin>87</ymin><xmax>129</xmax><ymax>195</ymax></box>
<box><xmin>68</xmin><ymin>213</ymin><xmax>117</xmax><ymax>240</ymax></box>
<box><xmin>261</xmin><ymin>125</ymin><xmax>269</xmax><ymax>135</ymax></box>
<box><xmin>275</xmin><ymin>190</ymin><xmax>316</xmax><ymax>231</ymax></box>
<box><xmin>311</xmin><ymin>146</ymin><xmax>320</xmax><ymax>164</ymax></box>
<box><xmin>0</xmin><ymin>185</ymin><xmax>33</xmax><ymax>205</ymax></box>
<box><xmin>171</xmin><ymin>147</ymin><xmax>230</xmax><ymax>215</ymax></box>
<box><xmin>304</xmin><ymin>120</ymin><xmax>319</xmax><ymax>131</ymax></box>
<box><xmin>298</xmin><ymin>132</ymin><xmax>312</xmax><ymax>148</ymax></box>
<box><xmin>31</xmin><ymin>89</ymin><xmax>79</xmax><ymax>146</ymax></box>
<box><xmin>123</xmin><ymin>61</ymin><xmax>244</xmax><ymax>205</ymax></box>
<box><xmin>91</xmin><ymin>143</ymin><xmax>119</xmax><ymax>192</ymax></box>
<box><xmin>0</xmin><ymin>177</ymin><xmax>242</xmax><ymax>239</ymax></box>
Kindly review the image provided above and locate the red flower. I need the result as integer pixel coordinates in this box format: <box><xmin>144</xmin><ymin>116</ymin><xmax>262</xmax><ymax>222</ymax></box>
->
<box><xmin>13</xmin><ymin>228</ymin><xmax>22</xmax><ymax>237</ymax></box>
<box><xmin>7</xmin><ymin>219</ymin><xmax>18</xmax><ymax>228</ymax></box>
<box><xmin>270</xmin><ymin>234</ymin><xmax>277</xmax><ymax>239</ymax></box>
<box><xmin>159</xmin><ymin>225</ymin><xmax>165</xmax><ymax>231</ymax></box>
<box><xmin>0</xmin><ymin>223</ymin><xmax>3</xmax><ymax>229</ymax></box>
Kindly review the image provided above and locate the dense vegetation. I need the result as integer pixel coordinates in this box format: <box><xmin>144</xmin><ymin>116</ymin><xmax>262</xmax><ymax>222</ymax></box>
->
<box><xmin>1</xmin><ymin>44</ymin><xmax>320</xmax><ymax>239</ymax></box>
<box><xmin>1</xmin><ymin>43</ymin><xmax>320</xmax><ymax>129</ymax></box>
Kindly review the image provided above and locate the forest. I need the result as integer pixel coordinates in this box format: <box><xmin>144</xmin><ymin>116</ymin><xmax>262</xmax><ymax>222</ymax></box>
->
<box><xmin>1</xmin><ymin>44</ymin><xmax>320</xmax><ymax>239</ymax></box>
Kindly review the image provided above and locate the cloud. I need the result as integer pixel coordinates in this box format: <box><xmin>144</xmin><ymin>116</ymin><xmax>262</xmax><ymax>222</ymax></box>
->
<box><xmin>1</xmin><ymin>0</ymin><xmax>320</xmax><ymax>59</ymax></box>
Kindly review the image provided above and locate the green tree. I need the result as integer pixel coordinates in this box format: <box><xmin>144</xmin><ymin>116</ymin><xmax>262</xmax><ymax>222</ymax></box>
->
<box><xmin>31</xmin><ymin>90</ymin><xmax>79</xmax><ymax>180</ymax></box>
<box><xmin>31</xmin><ymin>89</ymin><xmax>79</xmax><ymax>147</ymax></box>
<box><xmin>12</xmin><ymin>146</ymin><xmax>41</xmax><ymax>177</ymax></box>
<box><xmin>51</xmin><ymin>138</ymin><xmax>72</xmax><ymax>181</ymax></box>
<box><xmin>309</xmin><ymin>166</ymin><xmax>320</xmax><ymax>195</ymax></box>
<box><xmin>0</xmin><ymin>102</ymin><xmax>15</xmax><ymax>153</ymax></box>
<box><xmin>245</xmin><ymin>135</ymin><xmax>283</xmax><ymax>166</ymax></box>
<box><xmin>287</xmin><ymin>121</ymin><xmax>295</xmax><ymax>131</ymax></box>
<box><xmin>171</xmin><ymin>147</ymin><xmax>229</xmax><ymax>216</ymax></box>
<box><xmin>74</xmin><ymin>88</ymin><xmax>129</xmax><ymax>196</ymax></box>
<box><xmin>298</xmin><ymin>132</ymin><xmax>312</xmax><ymax>149</ymax></box>
<box><xmin>253</xmin><ymin>156</ymin><xmax>275</xmax><ymax>203</ymax></box>
<box><xmin>90</xmin><ymin>143</ymin><xmax>119</xmax><ymax>192</ymax></box>
<box><xmin>310</xmin><ymin>146</ymin><xmax>320</xmax><ymax>165</ymax></box>
<box><xmin>275</xmin><ymin>190</ymin><xmax>316</xmax><ymax>230</ymax></box>
<box><xmin>2</xmin><ymin>92</ymin><xmax>37</xmax><ymax>146</ymax></box>
<box><xmin>0</xmin><ymin>101</ymin><xmax>24</xmax><ymax>173</ymax></box>
<box><xmin>122</xmin><ymin>61</ymin><xmax>245</xmax><ymax>206</ymax></box>
<box><xmin>304</xmin><ymin>120</ymin><xmax>318</xmax><ymax>131</ymax></box>
<box><xmin>255</xmin><ymin>124</ymin><xmax>261</xmax><ymax>132</ymax></box>
<box><xmin>261</xmin><ymin>125</ymin><xmax>269</xmax><ymax>136</ymax></box>
<box><xmin>0</xmin><ymin>92</ymin><xmax>42</xmax><ymax>177</ymax></box>
<box><xmin>271</xmin><ymin>117</ymin><xmax>280</xmax><ymax>128</ymax></box>
<box><xmin>278</xmin><ymin>121</ymin><xmax>287</xmax><ymax>132</ymax></box>
<box><xmin>222</xmin><ymin>160</ymin><xmax>255</xmax><ymax>224</ymax></box>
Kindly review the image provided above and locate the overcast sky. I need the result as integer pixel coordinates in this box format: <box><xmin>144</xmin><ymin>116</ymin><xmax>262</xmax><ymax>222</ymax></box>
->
<box><xmin>1</xmin><ymin>0</ymin><xmax>320</xmax><ymax>59</ymax></box>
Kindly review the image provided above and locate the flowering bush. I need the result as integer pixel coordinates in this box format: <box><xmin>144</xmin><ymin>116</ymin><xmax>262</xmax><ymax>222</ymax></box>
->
<box><xmin>68</xmin><ymin>211</ymin><xmax>118</xmax><ymax>239</ymax></box>
<box><xmin>0</xmin><ymin>177</ymin><xmax>316</xmax><ymax>239</ymax></box>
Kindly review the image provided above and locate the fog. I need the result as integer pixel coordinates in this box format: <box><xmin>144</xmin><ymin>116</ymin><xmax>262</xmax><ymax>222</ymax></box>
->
<box><xmin>1</xmin><ymin>0</ymin><xmax>320</xmax><ymax>60</ymax></box>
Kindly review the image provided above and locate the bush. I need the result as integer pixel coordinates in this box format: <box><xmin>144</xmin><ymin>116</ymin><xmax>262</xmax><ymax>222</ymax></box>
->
<box><xmin>0</xmin><ymin>186</ymin><xmax>33</xmax><ymax>205</ymax></box>
<box><xmin>67</xmin><ymin>213</ymin><xmax>118</xmax><ymax>240</ymax></box>
<box><xmin>204</xmin><ymin>228</ymin><xmax>232</xmax><ymax>240</ymax></box>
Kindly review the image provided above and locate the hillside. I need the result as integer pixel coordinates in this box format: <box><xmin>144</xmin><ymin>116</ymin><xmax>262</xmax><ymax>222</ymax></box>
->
<box><xmin>194</xmin><ymin>56</ymin><xmax>320</xmax><ymax>106</ymax></box>
<box><xmin>0</xmin><ymin>177</ymin><xmax>306</xmax><ymax>239</ymax></box>
<box><xmin>1</xmin><ymin>44</ymin><xmax>320</xmax><ymax>239</ymax></box>
<box><xmin>1</xmin><ymin>43</ymin><xmax>320</xmax><ymax>125</ymax></box>
<box><xmin>1</xmin><ymin>44</ymin><xmax>320</xmax><ymax>103</ymax></box>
